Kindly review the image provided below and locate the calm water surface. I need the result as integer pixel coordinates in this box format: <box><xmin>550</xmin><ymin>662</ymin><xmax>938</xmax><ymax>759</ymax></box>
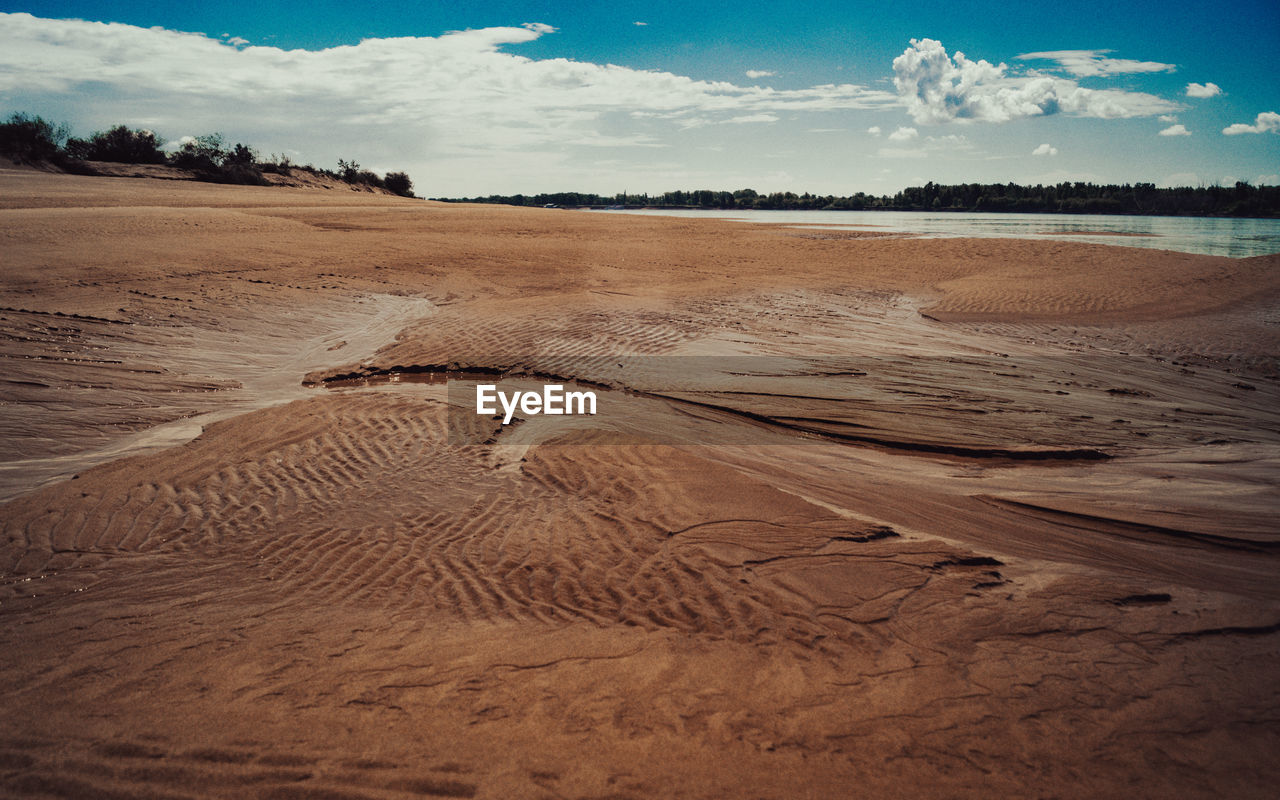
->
<box><xmin>602</xmin><ymin>209</ymin><xmax>1280</xmax><ymax>258</ymax></box>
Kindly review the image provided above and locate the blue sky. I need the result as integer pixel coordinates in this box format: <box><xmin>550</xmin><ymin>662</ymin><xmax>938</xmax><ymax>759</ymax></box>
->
<box><xmin>2</xmin><ymin>1</ymin><xmax>1277</xmax><ymax>195</ymax></box>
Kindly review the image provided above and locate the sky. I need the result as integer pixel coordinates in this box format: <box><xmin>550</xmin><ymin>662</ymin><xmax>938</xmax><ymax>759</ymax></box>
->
<box><xmin>1</xmin><ymin>1</ymin><xmax>1277</xmax><ymax>196</ymax></box>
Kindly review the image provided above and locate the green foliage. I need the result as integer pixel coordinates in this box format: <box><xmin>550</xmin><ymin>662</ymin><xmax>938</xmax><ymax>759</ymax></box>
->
<box><xmin>258</xmin><ymin>153</ymin><xmax>293</xmax><ymax>174</ymax></box>
<box><xmin>170</xmin><ymin>133</ymin><xmax>228</xmax><ymax>171</ymax></box>
<box><xmin>384</xmin><ymin>171</ymin><xmax>414</xmax><ymax>197</ymax></box>
<box><xmin>64</xmin><ymin>125</ymin><xmax>165</xmax><ymax>163</ymax></box>
<box><xmin>225</xmin><ymin>142</ymin><xmax>256</xmax><ymax>167</ymax></box>
<box><xmin>447</xmin><ymin>181</ymin><xmax>1280</xmax><ymax>218</ymax></box>
<box><xmin>0</xmin><ymin>112</ymin><xmax>69</xmax><ymax>163</ymax></box>
<box><xmin>337</xmin><ymin>158</ymin><xmax>361</xmax><ymax>182</ymax></box>
<box><xmin>2</xmin><ymin>112</ymin><xmax>419</xmax><ymax>196</ymax></box>
<box><xmin>167</xmin><ymin>133</ymin><xmax>268</xmax><ymax>185</ymax></box>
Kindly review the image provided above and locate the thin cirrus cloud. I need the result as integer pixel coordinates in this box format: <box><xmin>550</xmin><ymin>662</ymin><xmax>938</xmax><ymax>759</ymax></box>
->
<box><xmin>877</xmin><ymin>133</ymin><xmax>972</xmax><ymax>160</ymax></box>
<box><xmin>745</xmin><ymin>70</ymin><xmax>776</xmax><ymax>78</ymax></box>
<box><xmin>1159</xmin><ymin>124</ymin><xmax>1190</xmax><ymax>136</ymax></box>
<box><xmin>1185</xmin><ymin>82</ymin><xmax>1221</xmax><ymax>98</ymax></box>
<box><xmin>0</xmin><ymin>13</ymin><xmax>897</xmax><ymax>160</ymax></box>
<box><xmin>724</xmin><ymin>113</ymin><xmax>780</xmax><ymax>124</ymax></box>
<box><xmin>1222</xmin><ymin>112</ymin><xmax>1280</xmax><ymax>135</ymax></box>
<box><xmin>893</xmin><ymin>39</ymin><xmax>1182</xmax><ymax>125</ymax></box>
<box><xmin>1016</xmin><ymin>49</ymin><xmax>1176</xmax><ymax>77</ymax></box>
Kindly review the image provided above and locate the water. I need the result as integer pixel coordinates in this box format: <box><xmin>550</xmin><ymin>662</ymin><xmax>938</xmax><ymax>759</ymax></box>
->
<box><xmin>600</xmin><ymin>209</ymin><xmax>1280</xmax><ymax>258</ymax></box>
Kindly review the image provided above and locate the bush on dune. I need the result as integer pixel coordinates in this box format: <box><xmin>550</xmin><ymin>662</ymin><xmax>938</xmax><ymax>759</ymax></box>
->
<box><xmin>64</xmin><ymin>125</ymin><xmax>166</xmax><ymax>164</ymax></box>
<box><xmin>1</xmin><ymin>110</ymin><xmax>420</xmax><ymax>196</ymax></box>
<box><xmin>384</xmin><ymin>171</ymin><xmax>414</xmax><ymax>197</ymax></box>
<box><xmin>169</xmin><ymin>132</ymin><xmax>229</xmax><ymax>171</ymax></box>
<box><xmin>170</xmin><ymin>133</ymin><xmax>267</xmax><ymax>185</ymax></box>
<box><xmin>0</xmin><ymin>112</ymin><xmax>69</xmax><ymax>164</ymax></box>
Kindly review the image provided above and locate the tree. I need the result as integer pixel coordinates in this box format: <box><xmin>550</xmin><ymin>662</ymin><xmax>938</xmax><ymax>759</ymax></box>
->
<box><xmin>0</xmin><ymin>112</ymin><xmax>69</xmax><ymax>163</ymax></box>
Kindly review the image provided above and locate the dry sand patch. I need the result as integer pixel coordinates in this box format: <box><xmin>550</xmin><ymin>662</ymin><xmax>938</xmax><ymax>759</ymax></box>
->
<box><xmin>1</xmin><ymin>172</ymin><xmax>1277</xmax><ymax>798</ymax></box>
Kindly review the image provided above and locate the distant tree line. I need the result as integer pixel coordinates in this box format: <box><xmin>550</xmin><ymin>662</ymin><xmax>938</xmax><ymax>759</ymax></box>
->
<box><xmin>445</xmin><ymin>181</ymin><xmax>1280</xmax><ymax>218</ymax></box>
<box><xmin>0</xmin><ymin>112</ymin><xmax>415</xmax><ymax>197</ymax></box>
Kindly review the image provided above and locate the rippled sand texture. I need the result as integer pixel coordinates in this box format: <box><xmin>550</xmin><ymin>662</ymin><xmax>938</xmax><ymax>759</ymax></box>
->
<box><xmin>1</xmin><ymin>169</ymin><xmax>1278</xmax><ymax>799</ymax></box>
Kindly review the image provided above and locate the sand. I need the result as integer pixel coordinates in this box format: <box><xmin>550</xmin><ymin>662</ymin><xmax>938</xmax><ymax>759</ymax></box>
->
<box><xmin>1</xmin><ymin>168</ymin><xmax>1278</xmax><ymax>799</ymax></box>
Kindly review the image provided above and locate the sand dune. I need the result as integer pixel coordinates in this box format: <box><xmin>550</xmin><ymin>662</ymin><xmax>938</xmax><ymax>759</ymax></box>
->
<box><xmin>1</xmin><ymin>171</ymin><xmax>1277</xmax><ymax>798</ymax></box>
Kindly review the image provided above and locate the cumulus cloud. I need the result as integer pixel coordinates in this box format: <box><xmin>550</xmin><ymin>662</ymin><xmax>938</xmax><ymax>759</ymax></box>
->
<box><xmin>893</xmin><ymin>38</ymin><xmax>1181</xmax><ymax>125</ymax></box>
<box><xmin>1222</xmin><ymin>112</ymin><xmax>1280</xmax><ymax>135</ymax></box>
<box><xmin>1016</xmin><ymin>49</ymin><xmax>1176</xmax><ymax>77</ymax></box>
<box><xmin>887</xmin><ymin>126</ymin><xmax>918</xmax><ymax>141</ymax></box>
<box><xmin>1032</xmin><ymin>143</ymin><xmax>1058</xmax><ymax>156</ymax></box>
<box><xmin>1159</xmin><ymin>124</ymin><xmax>1190</xmax><ymax>136</ymax></box>
<box><xmin>0</xmin><ymin>12</ymin><xmax>898</xmax><ymax>189</ymax></box>
<box><xmin>867</xmin><ymin>126</ymin><xmax>882</xmax><ymax>136</ymax></box>
<box><xmin>1185</xmin><ymin>82</ymin><xmax>1221</xmax><ymax>98</ymax></box>
<box><xmin>1159</xmin><ymin>114</ymin><xmax>1178</xmax><ymax>122</ymax></box>
<box><xmin>745</xmin><ymin>69</ymin><xmax>775</xmax><ymax>78</ymax></box>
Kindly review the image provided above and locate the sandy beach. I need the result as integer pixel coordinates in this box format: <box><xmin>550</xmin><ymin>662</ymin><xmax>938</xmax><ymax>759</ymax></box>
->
<box><xmin>2</xmin><ymin>168</ymin><xmax>1278</xmax><ymax>799</ymax></box>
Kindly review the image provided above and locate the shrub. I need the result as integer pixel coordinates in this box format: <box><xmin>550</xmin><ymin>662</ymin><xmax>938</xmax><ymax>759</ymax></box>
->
<box><xmin>337</xmin><ymin>158</ymin><xmax>362</xmax><ymax>182</ymax></box>
<box><xmin>225</xmin><ymin>142</ymin><xmax>256</xmax><ymax>167</ymax></box>
<box><xmin>0</xmin><ymin>112</ymin><xmax>69</xmax><ymax>163</ymax></box>
<box><xmin>64</xmin><ymin>125</ymin><xmax>165</xmax><ymax>163</ymax></box>
<box><xmin>385</xmin><ymin>171</ymin><xmax>414</xmax><ymax>197</ymax></box>
<box><xmin>212</xmin><ymin>163</ymin><xmax>268</xmax><ymax>186</ymax></box>
<box><xmin>259</xmin><ymin>153</ymin><xmax>292</xmax><ymax>174</ymax></box>
<box><xmin>170</xmin><ymin>133</ymin><xmax>228</xmax><ymax>171</ymax></box>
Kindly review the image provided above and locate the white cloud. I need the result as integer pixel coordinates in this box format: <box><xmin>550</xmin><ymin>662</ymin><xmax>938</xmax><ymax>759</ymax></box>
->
<box><xmin>878</xmin><ymin>133</ymin><xmax>973</xmax><ymax>159</ymax></box>
<box><xmin>1158</xmin><ymin>114</ymin><xmax>1178</xmax><ymax>122</ymax></box>
<box><xmin>633</xmin><ymin>21</ymin><xmax>648</xmax><ymax>26</ymax></box>
<box><xmin>1185</xmin><ymin>82</ymin><xmax>1221</xmax><ymax>98</ymax></box>
<box><xmin>1032</xmin><ymin>143</ymin><xmax>1058</xmax><ymax>156</ymax></box>
<box><xmin>887</xmin><ymin>126</ymin><xmax>918</xmax><ymax>141</ymax></box>
<box><xmin>225</xmin><ymin>36</ymin><xmax>249</xmax><ymax>47</ymax></box>
<box><xmin>1255</xmin><ymin>174</ymin><xmax>1280</xmax><ymax>186</ymax></box>
<box><xmin>1016</xmin><ymin>49</ymin><xmax>1176</xmax><ymax>77</ymax></box>
<box><xmin>1158</xmin><ymin>124</ymin><xmax>1190</xmax><ymax>136</ymax></box>
<box><xmin>1222</xmin><ymin>111</ymin><xmax>1280</xmax><ymax>135</ymax></box>
<box><xmin>745</xmin><ymin>69</ymin><xmax>775</xmax><ymax>78</ymax></box>
<box><xmin>867</xmin><ymin>126</ymin><xmax>882</xmax><ymax>136</ymax></box>
<box><xmin>893</xmin><ymin>38</ymin><xmax>1181</xmax><ymax>125</ymax></box>
<box><xmin>0</xmin><ymin>12</ymin><xmax>901</xmax><ymax>192</ymax></box>
<box><xmin>1160</xmin><ymin>172</ymin><xmax>1201</xmax><ymax>188</ymax></box>
<box><xmin>724</xmin><ymin>113</ymin><xmax>779</xmax><ymax>124</ymax></box>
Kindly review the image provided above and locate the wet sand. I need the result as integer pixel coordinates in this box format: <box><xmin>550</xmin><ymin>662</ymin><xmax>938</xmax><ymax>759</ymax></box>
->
<box><xmin>1</xmin><ymin>168</ymin><xmax>1278</xmax><ymax>799</ymax></box>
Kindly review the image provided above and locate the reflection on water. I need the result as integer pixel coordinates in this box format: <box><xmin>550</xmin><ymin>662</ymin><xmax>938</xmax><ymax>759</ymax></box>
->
<box><xmin>604</xmin><ymin>209</ymin><xmax>1280</xmax><ymax>258</ymax></box>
